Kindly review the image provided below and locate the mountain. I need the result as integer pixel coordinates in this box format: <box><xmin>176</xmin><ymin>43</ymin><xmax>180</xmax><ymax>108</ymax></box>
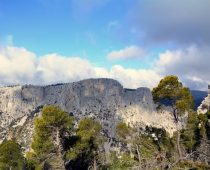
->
<box><xmin>191</xmin><ymin>90</ymin><xmax>208</xmax><ymax>108</ymax></box>
<box><xmin>197</xmin><ymin>85</ymin><xmax>210</xmax><ymax>114</ymax></box>
<box><xmin>0</xmin><ymin>78</ymin><xmax>180</xmax><ymax>152</ymax></box>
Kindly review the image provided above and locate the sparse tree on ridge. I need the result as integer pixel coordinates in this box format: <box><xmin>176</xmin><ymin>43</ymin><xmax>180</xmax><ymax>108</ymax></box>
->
<box><xmin>152</xmin><ymin>75</ymin><xmax>194</xmax><ymax>158</ymax></box>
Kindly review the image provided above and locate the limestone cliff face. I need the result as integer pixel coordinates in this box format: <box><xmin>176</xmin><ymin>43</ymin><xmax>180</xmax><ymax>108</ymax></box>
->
<box><xmin>0</xmin><ymin>78</ymin><xmax>179</xmax><ymax>151</ymax></box>
<box><xmin>198</xmin><ymin>85</ymin><xmax>210</xmax><ymax>114</ymax></box>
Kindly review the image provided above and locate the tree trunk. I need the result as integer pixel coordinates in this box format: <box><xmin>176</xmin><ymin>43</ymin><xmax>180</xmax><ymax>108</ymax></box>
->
<box><xmin>93</xmin><ymin>156</ymin><xmax>97</xmax><ymax>170</ymax></box>
<box><xmin>127</xmin><ymin>143</ymin><xmax>134</xmax><ymax>158</ymax></box>
<box><xmin>136</xmin><ymin>144</ymin><xmax>141</xmax><ymax>170</ymax></box>
<box><xmin>173</xmin><ymin>108</ymin><xmax>178</xmax><ymax>123</ymax></box>
<box><xmin>176</xmin><ymin>125</ymin><xmax>182</xmax><ymax>158</ymax></box>
<box><xmin>104</xmin><ymin>142</ymin><xmax>111</xmax><ymax>164</ymax></box>
<box><xmin>55</xmin><ymin>127</ymin><xmax>65</xmax><ymax>170</ymax></box>
<box><xmin>173</xmin><ymin>108</ymin><xmax>182</xmax><ymax>158</ymax></box>
<box><xmin>56</xmin><ymin>128</ymin><xmax>63</xmax><ymax>154</ymax></box>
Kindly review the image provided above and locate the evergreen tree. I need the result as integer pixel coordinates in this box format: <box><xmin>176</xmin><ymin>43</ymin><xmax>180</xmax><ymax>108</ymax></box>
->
<box><xmin>152</xmin><ymin>75</ymin><xmax>194</xmax><ymax>158</ymax></box>
<box><xmin>28</xmin><ymin>105</ymin><xmax>73</xmax><ymax>169</ymax></box>
<box><xmin>66</xmin><ymin>118</ymin><xmax>102</xmax><ymax>170</ymax></box>
<box><xmin>0</xmin><ymin>140</ymin><xmax>25</xmax><ymax>170</ymax></box>
<box><xmin>115</xmin><ymin>122</ymin><xmax>174</xmax><ymax>169</ymax></box>
<box><xmin>152</xmin><ymin>75</ymin><xmax>194</xmax><ymax>122</ymax></box>
<box><xmin>180</xmin><ymin>111</ymin><xmax>200</xmax><ymax>152</ymax></box>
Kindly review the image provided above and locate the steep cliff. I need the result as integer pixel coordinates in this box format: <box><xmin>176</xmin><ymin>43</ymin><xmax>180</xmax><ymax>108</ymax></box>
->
<box><xmin>0</xmin><ymin>78</ymin><xmax>180</xmax><ymax>151</ymax></box>
<box><xmin>197</xmin><ymin>85</ymin><xmax>210</xmax><ymax>114</ymax></box>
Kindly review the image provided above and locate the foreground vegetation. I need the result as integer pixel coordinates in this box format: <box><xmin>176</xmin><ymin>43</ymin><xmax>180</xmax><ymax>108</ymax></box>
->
<box><xmin>0</xmin><ymin>75</ymin><xmax>210</xmax><ymax>169</ymax></box>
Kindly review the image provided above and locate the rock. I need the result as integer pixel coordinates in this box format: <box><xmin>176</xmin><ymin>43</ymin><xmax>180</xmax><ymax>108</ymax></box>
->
<box><xmin>198</xmin><ymin>85</ymin><xmax>210</xmax><ymax>114</ymax></box>
<box><xmin>0</xmin><ymin>78</ymin><xmax>179</xmax><ymax>151</ymax></box>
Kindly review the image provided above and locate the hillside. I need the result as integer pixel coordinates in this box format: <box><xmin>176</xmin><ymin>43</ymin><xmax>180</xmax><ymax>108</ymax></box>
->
<box><xmin>0</xmin><ymin>78</ymin><xmax>210</xmax><ymax>169</ymax></box>
<box><xmin>0</xmin><ymin>78</ymin><xmax>181</xmax><ymax>152</ymax></box>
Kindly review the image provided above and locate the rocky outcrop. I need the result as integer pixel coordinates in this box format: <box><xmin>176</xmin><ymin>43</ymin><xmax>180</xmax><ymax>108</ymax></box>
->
<box><xmin>0</xmin><ymin>78</ymin><xmax>179</xmax><ymax>151</ymax></box>
<box><xmin>198</xmin><ymin>85</ymin><xmax>210</xmax><ymax>114</ymax></box>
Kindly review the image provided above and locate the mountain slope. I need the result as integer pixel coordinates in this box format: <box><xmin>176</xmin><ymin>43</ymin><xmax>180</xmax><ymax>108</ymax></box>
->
<box><xmin>0</xmin><ymin>78</ymin><xmax>181</xmax><ymax>152</ymax></box>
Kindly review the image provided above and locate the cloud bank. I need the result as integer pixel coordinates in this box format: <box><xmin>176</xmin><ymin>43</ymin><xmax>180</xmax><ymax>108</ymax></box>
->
<box><xmin>0</xmin><ymin>46</ymin><xmax>160</xmax><ymax>89</ymax></box>
<box><xmin>155</xmin><ymin>46</ymin><xmax>210</xmax><ymax>90</ymax></box>
<box><xmin>0</xmin><ymin>45</ymin><xmax>209</xmax><ymax>90</ymax></box>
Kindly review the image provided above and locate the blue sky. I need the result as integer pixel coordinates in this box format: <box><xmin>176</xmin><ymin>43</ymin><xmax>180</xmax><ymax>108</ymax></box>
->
<box><xmin>0</xmin><ymin>0</ymin><xmax>210</xmax><ymax>90</ymax></box>
<box><xmin>0</xmin><ymin>0</ymin><xmax>136</xmax><ymax>67</ymax></box>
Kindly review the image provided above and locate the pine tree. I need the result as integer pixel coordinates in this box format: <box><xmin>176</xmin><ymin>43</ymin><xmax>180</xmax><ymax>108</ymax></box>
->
<box><xmin>28</xmin><ymin>105</ymin><xmax>73</xmax><ymax>169</ymax></box>
<box><xmin>152</xmin><ymin>75</ymin><xmax>194</xmax><ymax>158</ymax></box>
<box><xmin>66</xmin><ymin>118</ymin><xmax>102</xmax><ymax>169</ymax></box>
<box><xmin>0</xmin><ymin>140</ymin><xmax>25</xmax><ymax>170</ymax></box>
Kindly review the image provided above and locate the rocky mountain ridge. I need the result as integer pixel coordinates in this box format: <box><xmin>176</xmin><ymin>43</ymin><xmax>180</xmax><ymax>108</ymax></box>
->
<box><xmin>0</xmin><ymin>78</ymin><xmax>183</xmax><ymax>152</ymax></box>
<box><xmin>198</xmin><ymin>85</ymin><xmax>210</xmax><ymax>114</ymax></box>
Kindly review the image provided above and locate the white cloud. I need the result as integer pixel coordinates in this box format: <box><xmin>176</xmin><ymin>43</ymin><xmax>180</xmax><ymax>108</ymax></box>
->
<box><xmin>0</xmin><ymin>45</ymin><xmax>209</xmax><ymax>90</ymax></box>
<box><xmin>37</xmin><ymin>54</ymin><xmax>96</xmax><ymax>84</ymax></box>
<box><xmin>154</xmin><ymin>45</ymin><xmax>210</xmax><ymax>90</ymax></box>
<box><xmin>0</xmin><ymin>46</ymin><xmax>96</xmax><ymax>85</ymax></box>
<box><xmin>0</xmin><ymin>46</ymin><xmax>37</xmax><ymax>84</ymax></box>
<box><xmin>94</xmin><ymin>65</ymin><xmax>161</xmax><ymax>88</ymax></box>
<box><xmin>107</xmin><ymin>46</ymin><xmax>146</xmax><ymax>60</ymax></box>
<box><xmin>109</xmin><ymin>65</ymin><xmax>161</xmax><ymax>88</ymax></box>
<box><xmin>0</xmin><ymin>46</ymin><xmax>161</xmax><ymax>89</ymax></box>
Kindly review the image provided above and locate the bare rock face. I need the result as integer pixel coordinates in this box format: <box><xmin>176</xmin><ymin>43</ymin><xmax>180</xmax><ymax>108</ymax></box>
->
<box><xmin>198</xmin><ymin>85</ymin><xmax>210</xmax><ymax>114</ymax></box>
<box><xmin>0</xmin><ymin>78</ymin><xmax>178</xmax><ymax>151</ymax></box>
